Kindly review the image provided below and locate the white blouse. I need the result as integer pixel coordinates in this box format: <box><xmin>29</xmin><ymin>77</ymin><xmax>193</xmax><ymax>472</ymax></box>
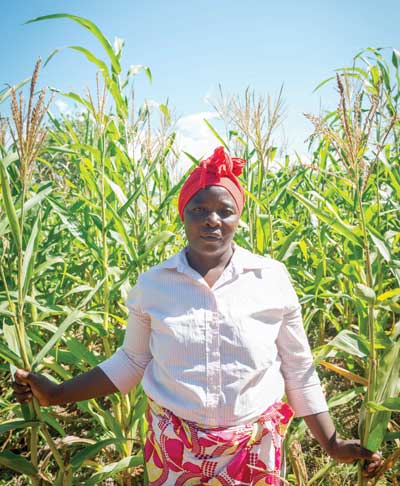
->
<box><xmin>99</xmin><ymin>244</ymin><xmax>328</xmax><ymax>426</ymax></box>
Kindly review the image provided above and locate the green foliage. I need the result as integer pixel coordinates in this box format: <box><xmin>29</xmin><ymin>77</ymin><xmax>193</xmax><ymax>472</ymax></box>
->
<box><xmin>0</xmin><ymin>13</ymin><xmax>399</xmax><ymax>486</ymax></box>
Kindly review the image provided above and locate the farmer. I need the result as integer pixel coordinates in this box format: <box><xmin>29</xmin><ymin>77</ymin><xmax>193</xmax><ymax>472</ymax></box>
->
<box><xmin>13</xmin><ymin>147</ymin><xmax>381</xmax><ymax>485</ymax></box>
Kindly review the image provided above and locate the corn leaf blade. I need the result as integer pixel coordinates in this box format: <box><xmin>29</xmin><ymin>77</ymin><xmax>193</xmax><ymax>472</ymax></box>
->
<box><xmin>31</xmin><ymin>309</ymin><xmax>85</xmax><ymax>368</ymax></box>
<box><xmin>0</xmin><ymin>159</ymin><xmax>21</xmax><ymax>249</ymax></box>
<box><xmin>0</xmin><ymin>450</ymin><xmax>37</xmax><ymax>476</ymax></box>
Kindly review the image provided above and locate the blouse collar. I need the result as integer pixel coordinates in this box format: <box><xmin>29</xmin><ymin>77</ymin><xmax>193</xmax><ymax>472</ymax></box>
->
<box><xmin>159</xmin><ymin>243</ymin><xmax>272</xmax><ymax>277</ymax></box>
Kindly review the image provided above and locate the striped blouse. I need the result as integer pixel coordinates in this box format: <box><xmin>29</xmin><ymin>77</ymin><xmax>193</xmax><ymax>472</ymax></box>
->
<box><xmin>99</xmin><ymin>244</ymin><xmax>328</xmax><ymax>426</ymax></box>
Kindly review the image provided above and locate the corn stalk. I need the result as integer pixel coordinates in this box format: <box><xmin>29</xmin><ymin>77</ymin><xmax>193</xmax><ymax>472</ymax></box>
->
<box><xmin>0</xmin><ymin>61</ymin><xmax>70</xmax><ymax>484</ymax></box>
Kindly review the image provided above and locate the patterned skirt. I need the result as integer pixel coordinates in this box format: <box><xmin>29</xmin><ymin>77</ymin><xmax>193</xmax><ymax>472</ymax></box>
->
<box><xmin>144</xmin><ymin>398</ymin><xmax>294</xmax><ymax>486</ymax></box>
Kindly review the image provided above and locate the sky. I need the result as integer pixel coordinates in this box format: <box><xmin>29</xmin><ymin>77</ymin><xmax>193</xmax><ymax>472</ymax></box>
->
<box><xmin>1</xmin><ymin>0</ymin><xmax>399</xmax><ymax>161</ymax></box>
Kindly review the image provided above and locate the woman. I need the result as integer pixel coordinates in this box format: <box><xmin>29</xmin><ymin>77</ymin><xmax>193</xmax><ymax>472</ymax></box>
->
<box><xmin>14</xmin><ymin>147</ymin><xmax>381</xmax><ymax>485</ymax></box>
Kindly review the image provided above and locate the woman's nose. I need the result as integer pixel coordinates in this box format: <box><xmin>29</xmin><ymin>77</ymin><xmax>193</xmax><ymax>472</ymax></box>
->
<box><xmin>205</xmin><ymin>211</ymin><xmax>221</xmax><ymax>226</ymax></box>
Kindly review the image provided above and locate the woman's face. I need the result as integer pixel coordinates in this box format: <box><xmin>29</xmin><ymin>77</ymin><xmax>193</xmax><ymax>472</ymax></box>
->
<box><xmin>183</xmin><ymin>185</ymin><xmax>240</xmax><ymax>255</ymax></box>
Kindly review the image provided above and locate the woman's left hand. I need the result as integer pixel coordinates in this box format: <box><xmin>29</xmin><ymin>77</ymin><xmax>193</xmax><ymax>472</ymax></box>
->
<box><xmin>303</xmin><ymin>412</ymin><xmax>383</xmax><ymax>478</ymax></box>
<box><xmin>327</xmin><ymin>437</ymin><xmax>382</xmax><ymax>477</ymax></box>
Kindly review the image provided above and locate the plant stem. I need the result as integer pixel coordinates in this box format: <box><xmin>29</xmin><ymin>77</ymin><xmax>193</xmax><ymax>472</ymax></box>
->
<box><xmin>99</xmin><ymin>132</ymin><xmax>124</xmax><ymax>436</ymax></box>
<box><xmin>30</xmin><ymin>424</ymin><xmax>39</xmax><ymax>469</ymax></box>
<box><xmin>40</xmin><ymin>424</ymin><xmax>65</xmax><ymax>472</ymax></box>
<box><xmin>16</xmin><ymin>182</ymin><xmax>31</xmax><ymax>369</ymax></box>
<box><xmin>357</xmin><ymin>181</ymin><xmax>377</xmax><ymax>486</ymax></box>
<box><xmin>99</xmin><ymin>136</ymin><xmax>112</xmax><ymax>359</ymax></box>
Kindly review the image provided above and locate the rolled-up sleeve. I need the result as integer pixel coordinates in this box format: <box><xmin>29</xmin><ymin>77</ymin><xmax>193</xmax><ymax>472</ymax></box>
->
<box><xmin>98</xmin><ymin>284</ymin><xmax>152</xmax><ymax>394</ymax></box>
<box><xmin>276</xmin><ymin>264</ymin><xmax>329</xmax><ymax>417</ymax></box>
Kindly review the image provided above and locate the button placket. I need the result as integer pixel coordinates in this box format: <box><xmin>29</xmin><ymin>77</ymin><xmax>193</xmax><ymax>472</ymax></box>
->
<box><xmin>205</xmin><ymin>291</ymin><xmax>221</xmax><ymax>417</ymax></box>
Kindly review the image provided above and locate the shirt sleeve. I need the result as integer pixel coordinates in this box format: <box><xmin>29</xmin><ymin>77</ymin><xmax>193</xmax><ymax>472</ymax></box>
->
<box><xmin>98</xmin><ymin>283</ymin><xmax>152</xmax><ymax>394</ymax></box>
<box><xmin>276</xmin><ymin>263</ymin><xmax>329</xmax><ymax>417</ymax></box>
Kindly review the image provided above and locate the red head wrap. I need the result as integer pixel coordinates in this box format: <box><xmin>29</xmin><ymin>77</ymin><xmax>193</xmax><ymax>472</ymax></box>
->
<box><xmin>178</xmin><ymin>146</ymin><xmax>246</xmax><ymax>221</ymax></box>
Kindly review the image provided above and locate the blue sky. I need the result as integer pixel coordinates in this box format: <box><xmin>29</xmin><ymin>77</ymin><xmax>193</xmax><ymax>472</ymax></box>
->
<box><xmin>1</xmin><ymin>0</ymin><xmax>399</xmax><ymax>158</ymax></box>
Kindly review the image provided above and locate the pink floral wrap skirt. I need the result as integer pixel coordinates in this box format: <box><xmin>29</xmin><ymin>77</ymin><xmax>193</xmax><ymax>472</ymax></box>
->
<box><xmin>144</xmin><ymin>398</ymin><xmax>294</xmax><ymax>486</ymax></box>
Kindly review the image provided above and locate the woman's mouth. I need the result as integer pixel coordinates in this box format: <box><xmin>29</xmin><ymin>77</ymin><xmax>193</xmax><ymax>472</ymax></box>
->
<box><xmin>201</xmin><ymin>234</ymin><xmax>222</xmax><ymax>240</ymax></box>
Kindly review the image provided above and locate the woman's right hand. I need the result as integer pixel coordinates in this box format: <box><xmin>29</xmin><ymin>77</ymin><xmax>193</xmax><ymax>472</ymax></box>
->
<box><xmin>12</xmin><ymin>369</ymin><xmax>59</xmax><ymax>406</ymax></box>
<box><xmin>12</xmin><ymin>366</ymin><xmax>118</xmax><ymax>407</ymax></box>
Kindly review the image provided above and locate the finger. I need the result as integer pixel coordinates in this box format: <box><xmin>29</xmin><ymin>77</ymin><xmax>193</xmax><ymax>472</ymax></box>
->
<box><xmin>362</xmin><ymin>466</ymin><xmax>381</xmax><ymax>479</ymax></box>
<box><xmin>14</xmin><ymin>391</ymin><xmax>33</xmax><ymax>403</ymax></box>
<box><xmin>356</xmin><ymin>445</ymin><xmax>382</xmax><ymax>462</ymax></box>
<box><xmin>15</xmin><ymin>369</ymin><xmax>31</xmax><ymax>385</ymax></box>
<box><xmin>364</xmin><ymin>454</ymin><xmax>382</xmax><ymax>468</ymax></box>
<box><xmin>12</xmin><ymin>382</ymin><xmax>31</xmax><ymax>393</ymax></box>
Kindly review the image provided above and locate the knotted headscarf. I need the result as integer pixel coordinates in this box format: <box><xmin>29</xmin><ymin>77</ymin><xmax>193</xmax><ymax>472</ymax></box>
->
<box><xmin>178</xmin><ymin>146</ymin><xmax>246</xmax><ymax>220</ymax></box>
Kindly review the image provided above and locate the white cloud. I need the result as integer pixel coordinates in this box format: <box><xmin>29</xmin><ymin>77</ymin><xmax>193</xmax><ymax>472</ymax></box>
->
<box><xmin>175</xmin><ymin>111</ymin><xmax>223</xmax><ymax>171</ymax></box>
<box><xmin>55</xmin><ymin>99</ymin><xmax>72</xmax><ymax>116</ymax></box>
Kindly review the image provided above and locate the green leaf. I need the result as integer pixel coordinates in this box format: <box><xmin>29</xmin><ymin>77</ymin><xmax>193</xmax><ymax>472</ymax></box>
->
<box><xmin>0</xmin><ymin>181</ymin><xmax>52</xmax><ymax>239</ymax></box>
<box><xmin>58</xmin><ymin>91</ymin><xmax>93</xmax><ymax>112</ymax></box>
<box><xmin>289</xmin><ymin>191</ymin><xmax>362</xmax><ymax>246</ymax></box>
<box><xmin>369</xmin><ymin>227</ymin><xmax>391</xmax><ymax>262</ymax></box>
<box><xmin>327</xmin><ymin>386</ymin><xmax>364</xmax><ymax>408</ymax></box>
<box><xmin>124</xmin><ymin>64</ymin><xmax>152</xmax><ymax>85</ymax></box>
<box><xmin>31</xmin><ymin>309</ymin><xmax>85</xmax><ymax>368</ymax></box>
<box><xmin>203</xmin><ymin>118</ymin><xmax>228</xmax><ymax>150</ymax></box>
<box><xmin>144</xmin><ymin>231</ymin><xmax>175</xmax><ymax>253</ymax></box>
<box><xmin>312</xmin><ymin>76</ymin><xmax>336</xmax><ymax>92</ymax></box>
<box><xmin>106</xmin><ymin>204</ymin><xmax>137</xmax><ymax>260</ymax></box>
<box><xmin>82</xmin><ymin>454</ymin><xmax>144</xmax><ymax>485</ymax></box>
<box><xmin>384</xmin><ymin>431</ymin><xmax>400</xmax><ymax>441</ymax></box>
<box><xmin>21</xmin><ymin>212</ymin><xmax>41</xmax><ymax>299</ymax></box>
<box><xmin>159</xmin><ymin>103</ymin><xmax>170</xmax><ymax>123</ymax></box>
<box><xmin>71</xmin><ymin>438</ymin><xmax>121</xmax><ymax>471</ymax></box>
<box><xmin>41</xmin><ymin>410</ymin><xmax>66</xmax><ymax>437</ymax></box>
<box><xmin>370</xmin><ymin>65</ymin><xmax>380</xmax><ymax>85</ymax></box>
<box><xmin>255</xmin><ymin>216</ymin><xmax>264</xmax><ymax>254</ymax></box>
<box><xmin>364</xmin><ymin>341</ymin><xmax>400</xmax><ymax>451</ymax></box>
<box><xmin>23</xmin><ymin>182</ymin><xmax>53</xmax><ymax>212</ymax></box>
<box><xmin>48</xmin><ymin>198</ymin><xmax>86</xmax><ymax>244</ymax></box>
<box><xmin>243</xmin><ymin>189</ymin><xmax>267</xmax><ymax>212</ymax></box>
<box><xmin>375</xmin><ymin>341</ymin><xmax>400</xmax><ymax>404</ymax></box>
<box><xmin>105</xmin><ymin>175</ymin><xmax>128</xmax><ymax>205</ymax></box>
<box><xmin>366</xmin><ymin>421</ymin><xmax>386</xmax><ymax>453</ymax></box>
<box><xmin>66</xmin><ymin>338</ymin><xmax>100</xmax><ymax>367</ymax></box>
<box><xmin>377</xmin><ymin>288</ymin><xmax>400</xmax><ymax>302</ymax></box>
<box><xmin>26</xmin><ymin>14</ymin><xmax>121</xmax><ymax>74</ymax></box>
<box><xmin>276</xmin><ymin>226</ymin><xmax>299</xmax><ymax>261</ymax></box>
<box><xmin>0</xmin><ymin>341</ymin><xmax>24</xmax><ymax>367</ymax></box>
<box><xmin>366</xmin><ymin>398</ymin><xmax>400</xmax><ymax>412</ymax></box>
<box><xmin>0</xmin><ymin>450</ymin><xmax>37</xmax><ymax>476</ymax></box>
<box><xmin>0</xmin><ymin>78</ymin><xmax>31</xmax><ymax>104</ymax></box>
<box><xmin>327</xmin><ymin>329</ymin><xmax>370</xmax><ymax>358</ymax></box>
<box><xmin>127</xmin><ymin>388</ymin><xmax>148</xmax><ymax>425</ymax></box>
<box><xmin>0</xmin><ymin>420</ymin><xmax>38</xmax><ymax>435</ymax></box>
<box><xmin>392</xmin><ymin>48</ymin><xmax>400</xmax><ymax>69</ymax></box>
<box><xmin>3</xmin><ymin>323</ymin><xmax>26</xmax><ymax>373</ymax></box>
<box><xmin>355</xmin><ymin>283</ymin><xmax>376</xmax><ymax>304</ymax></box>
<box><xmin>69</xmin><ymin>45</ymin><xmax>110</xmax><ymax>79</ymax></box>
<box><xmin>44</xmin><ymin>47</ymin><xmax>63</xmax><ymax>67</ymax></box>
<box><xmin>0</xmin><ymin>159</ymin><xmax>21</xmax><ymax>249</ymax></box>
<box><xmin>381</xmin><ymin>158</ymin><xmax>400</xmax><ymax>196</ymax></box>
<box><xmin>78</xmin><ymin>278</ymin><xmax>106</xmax><ymax>309</ymax></box>
<box><xmin>66</xmin><ymin>46</ymin><xmax>126</xmax><ymax>115</ymax></box>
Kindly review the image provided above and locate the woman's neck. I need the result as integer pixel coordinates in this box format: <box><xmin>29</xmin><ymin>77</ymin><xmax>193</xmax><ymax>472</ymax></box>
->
<box><xmin>186</xmin><ymin>244</ymin><xmax>234</xmax><ymax>277</ymax></box>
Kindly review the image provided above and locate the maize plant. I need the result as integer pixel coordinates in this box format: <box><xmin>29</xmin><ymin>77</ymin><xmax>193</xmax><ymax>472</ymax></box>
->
<box><xmin>0</xmin><ymin>13</ymin><xmax>399</xmax><ymax>486</ymax></box>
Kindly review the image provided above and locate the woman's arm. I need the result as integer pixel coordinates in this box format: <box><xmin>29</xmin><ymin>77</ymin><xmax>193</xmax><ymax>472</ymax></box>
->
<box><xmin>303</xmin><ymin>411</ymin><xmax>382</xmax><ymax>476</ymax></box>
<box><xmin>13</xmin><ymin>284</ymin><xmax>152</xmax><ymax>406</ymax></box>
<box><xmin>12</xmin><ymin>367</ymin><xmax>118</xmax><ymax>406</ymax></box>
<box><xmin>275</xmin><ymin>264</ymin><xmax>382</xmax><ymax>477</ymax></box>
